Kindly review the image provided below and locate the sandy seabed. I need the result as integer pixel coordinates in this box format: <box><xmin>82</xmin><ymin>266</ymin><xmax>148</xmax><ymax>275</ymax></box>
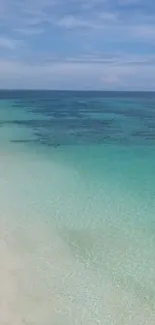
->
<box><xmin>0</xmin><ymin>153</ymin><xmax>155</xmax><ymax>325</ymax></box>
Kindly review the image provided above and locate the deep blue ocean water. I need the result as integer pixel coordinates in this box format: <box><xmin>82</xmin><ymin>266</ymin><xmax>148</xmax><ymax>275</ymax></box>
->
<box><xmin>1</xmin><ymin>91</ymin><xmax>155</xmax><ymax>324</ymax></box>
<box><xmin>1</xmin><ymin>90</ymin><xmax>155</xmax><ymax>147</ymax></box>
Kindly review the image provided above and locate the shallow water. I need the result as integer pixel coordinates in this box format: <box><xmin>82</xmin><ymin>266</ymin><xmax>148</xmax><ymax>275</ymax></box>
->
<box><xmin>1</xmin><ymin>91</ymin><xmax>155</xmax><ymax>324</ymax></box>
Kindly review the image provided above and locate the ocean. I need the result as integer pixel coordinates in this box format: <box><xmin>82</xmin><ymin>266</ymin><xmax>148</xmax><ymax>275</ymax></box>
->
<box><xmin>0</xmin><ymin>90</ymin><xmax>155</xmax><ymax>324</ymax></box>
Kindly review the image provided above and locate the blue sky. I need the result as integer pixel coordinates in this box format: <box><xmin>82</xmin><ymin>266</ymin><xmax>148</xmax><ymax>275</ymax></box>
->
<box><xmin>0</xmin><ymin>0</ymin><xmax>155</xmax><ymax>89</ymax></box>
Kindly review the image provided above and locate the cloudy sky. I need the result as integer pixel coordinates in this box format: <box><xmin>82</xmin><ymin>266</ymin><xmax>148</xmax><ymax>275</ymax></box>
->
<box><xmin>0</xmin><ymin>0</ymin><xmax>155</xmax><ymax>89</ymax></box>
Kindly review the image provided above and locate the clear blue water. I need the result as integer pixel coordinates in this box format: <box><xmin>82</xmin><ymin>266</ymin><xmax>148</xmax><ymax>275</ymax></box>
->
<box><xmin>1</xmin><ymin>91</ymin><xmax>155</xmax><ymax>324</ymax></box>
<box><xmin>1</xmin><ymin>90</ymin><xmax>155</xmax><ymax>147</ymax></box>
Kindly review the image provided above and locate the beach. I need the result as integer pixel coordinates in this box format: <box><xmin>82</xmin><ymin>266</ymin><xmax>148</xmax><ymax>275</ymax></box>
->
<box><xmin>1</xmin><ymin>91</ymin><xmax>155</xmax><ymax>324</ymax></box>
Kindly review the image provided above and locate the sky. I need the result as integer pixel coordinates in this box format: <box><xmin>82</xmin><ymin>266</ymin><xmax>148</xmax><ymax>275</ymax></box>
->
<box><xmin>0</xmin><ymin>0</ymin><xmax>155</xmax><ymax>90</ymax></box>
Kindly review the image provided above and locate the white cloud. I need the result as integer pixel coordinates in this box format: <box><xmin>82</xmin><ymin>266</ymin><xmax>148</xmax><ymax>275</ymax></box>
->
<box><xmin>0</xmin><ymin>37</ymin><xmax>22</xmax><ymax>50</ymax></box>
<box><xmin>56</xmin><ymin>16</ymin><xmax>93</xmax><ymax>29</ymax></box>
<box><xmin>132</xmin><ymin>25</ymin><xmax>155</xmax><ymax>41</ymax></box>
<box><xmin>56</xmin><ymin>11</ymin><xmax>119</xmax><ymax>30</ymax></box>
<box><xmin>0</xmin><ymin>54</ymin><xmax>155</xmax><ymax>90</ymax></box>
<box><xmin>15</xmin><ymin>28</ymin><xmax>44</xmax><ymax>35</ymax></box>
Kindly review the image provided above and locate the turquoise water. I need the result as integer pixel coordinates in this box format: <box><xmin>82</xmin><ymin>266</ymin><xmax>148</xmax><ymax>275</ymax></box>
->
<box><xmin>1</xmin><ymin>91</ymin><xmax>155</xmax><ymax>324</ymax></box>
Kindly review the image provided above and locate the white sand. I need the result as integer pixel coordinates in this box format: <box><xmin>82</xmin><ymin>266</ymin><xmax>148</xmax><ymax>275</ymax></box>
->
<box><xmin>0</xmin><ymin>213</ymin><xmax>155</xmax><ymax>324</ymax></box>
<box><xmin>0</xmin><ymin>154</ymin><xmax>155</xmax><ymax>324</ymax></box>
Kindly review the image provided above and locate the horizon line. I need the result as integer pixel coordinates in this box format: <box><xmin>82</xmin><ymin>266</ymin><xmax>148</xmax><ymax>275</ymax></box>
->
<box><xmin>0</xmin><ymin>89</ymin><xmax>155</xmax><ymax>92</ymax></box>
